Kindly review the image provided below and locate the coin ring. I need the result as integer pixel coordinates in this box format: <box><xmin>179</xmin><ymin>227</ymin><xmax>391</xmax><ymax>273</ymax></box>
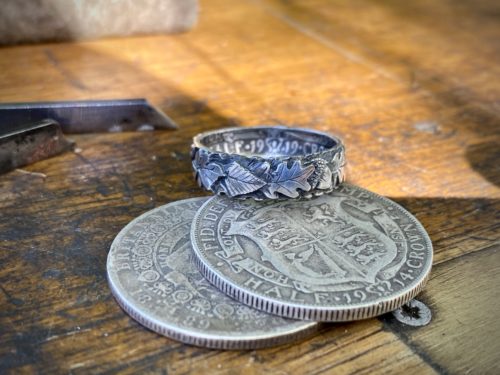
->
<box><xmin>191</xmin><ymin>126</ymin><xmax>346</xmax><ymax>200</ymax></box>
<box><xmin>191</xmin><ymin>185</ymin><xmax>433</xmax><ymax>321</ymax></box>
<box><xmin>107</xmin><ymin>198</ymin><xmax>318</xmax><ymax>349</ymax></box>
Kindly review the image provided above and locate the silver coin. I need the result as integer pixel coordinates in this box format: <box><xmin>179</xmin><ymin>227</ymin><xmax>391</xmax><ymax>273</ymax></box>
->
<box><xmin>107</xmin><ymin>198</ymin><xmax>317</xmax><ymax>349</ymax></box>
<box><xmin>191</xmin><ymin>184</ymin><xmax>433</xmax><ymax>321</ymax></box>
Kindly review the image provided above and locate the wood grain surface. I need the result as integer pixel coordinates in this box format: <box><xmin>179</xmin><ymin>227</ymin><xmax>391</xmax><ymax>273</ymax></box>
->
<box><xmin>0</xmin><ymin>0</ymin><xmax>499</xmax><ymax>374</ymax></box>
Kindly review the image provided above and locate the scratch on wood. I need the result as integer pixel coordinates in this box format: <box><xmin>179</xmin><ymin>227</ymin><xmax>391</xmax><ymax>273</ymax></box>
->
<box><xmin>44</xmin><ymin>327</ymin><xmax>92</xmax><ymax>343</ymax></box>
<box><xmin>248</xmin><ymin>0</ymin><xmax>401</xmax><ymax>82</ymax></box>
<box><xmin>44</xmin><ymin>49</ymin><xmax>88</xmax><ymax>91</ymax></box>
<box><xmin>15</xmin><ymin>169</ymin><xmax>47</xmax><ymax>179</ymax></box>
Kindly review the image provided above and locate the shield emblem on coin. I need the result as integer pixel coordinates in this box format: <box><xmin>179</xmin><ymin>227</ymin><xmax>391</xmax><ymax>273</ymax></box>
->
<box><xmin>224</xmin><ymin>197</ymin><xmax>399</xmax><ymax>292</ymax></box>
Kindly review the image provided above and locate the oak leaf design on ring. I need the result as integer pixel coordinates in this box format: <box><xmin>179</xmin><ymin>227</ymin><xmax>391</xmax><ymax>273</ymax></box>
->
<box><xmin>192</xmin><ymin>146</ymin><xmax>343</xmax><ymax>198</ymax></box>
<box><xmin>262</xmin><ymin>160</ymin><xmax>315</xmax><ymax>199</ymax></box>
<box><xmin>219</xmin><ymin>162</ymin><xmax>267</xmax><ymax>196</ymax></box>
<box><xmin>194</xmin><ymin>151</ymin><xmax>225</xmax><ymax>189</ymax></box>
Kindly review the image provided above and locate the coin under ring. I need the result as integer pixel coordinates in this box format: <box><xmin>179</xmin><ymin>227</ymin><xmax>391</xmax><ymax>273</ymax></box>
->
<box><xmin>107</xmin><ymin>198</ymin><xmax>318</xmax><ymax>349</ymax></box>
<box><xmin>191</xmin><ymin>184</ymin><xmax>433</xmax><ymax>321</ymax></box>
<box><xmin>191</xmin><ymin>126</ymin><xmax>346</xmax><ymax>200</ymax></box>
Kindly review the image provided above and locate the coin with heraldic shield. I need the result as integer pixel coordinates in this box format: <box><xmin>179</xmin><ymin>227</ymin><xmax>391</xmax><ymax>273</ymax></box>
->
<box><xmin>107</xmin><ymin>198</ymin><xmax>317</xmax><ymax>349</ymax></box>
<box><xmin>191</xmin><ymin>184</ymin><xmax>433</xmax><ymax>321</ymax></box>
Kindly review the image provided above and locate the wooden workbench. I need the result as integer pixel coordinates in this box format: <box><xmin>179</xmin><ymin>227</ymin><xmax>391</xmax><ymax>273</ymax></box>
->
<box><xmin>1</xmin><ymin>0</ymin><xmax>499</xmax><ymax>373</ymax></box>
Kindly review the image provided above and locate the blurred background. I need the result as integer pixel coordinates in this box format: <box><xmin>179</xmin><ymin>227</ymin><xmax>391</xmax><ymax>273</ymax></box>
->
<box><xmin>0</xmin><ymin>0</ymin><xmax>198</xmax><ymax>45</ymax></box>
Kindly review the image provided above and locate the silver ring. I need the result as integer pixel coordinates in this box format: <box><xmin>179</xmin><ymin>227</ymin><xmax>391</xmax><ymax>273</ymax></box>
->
<box><xmin>191</xmin><ymin>126</ymin><xmax>346</xmax><ymax>200</ymax></box>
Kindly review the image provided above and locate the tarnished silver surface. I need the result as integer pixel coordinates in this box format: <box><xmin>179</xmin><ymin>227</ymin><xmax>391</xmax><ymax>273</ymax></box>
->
<box><xmin>191</xmin><ymin>126</ymin><xmax>346</xmax><ymax>200</ymax></box>
<box><xmin>107</xmin><ymin>198</ymin><xmax>317</xmax><ymax>349</ymax></box>
<box><xmin>191</xmin><ymin>184</ymin><xmax>433</xmax><ymax>321</ymax></box>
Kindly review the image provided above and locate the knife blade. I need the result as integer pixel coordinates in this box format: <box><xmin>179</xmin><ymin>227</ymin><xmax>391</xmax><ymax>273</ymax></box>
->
<box><xmin>0</xmin><ymin>98</ymin><xmax>178</xmax><ymax>133</ymax></box>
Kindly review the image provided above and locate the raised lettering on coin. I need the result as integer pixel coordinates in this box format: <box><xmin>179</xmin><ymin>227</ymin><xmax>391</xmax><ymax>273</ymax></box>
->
<box><xmin>107</xmin><ymin>198</ymin><xmax>317</xmax><ymax>349</ymax></box>
<box><xmin>191</xmin><ymin>185</ymin><xmax>433</xmax><ymax>321</ymax></box>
